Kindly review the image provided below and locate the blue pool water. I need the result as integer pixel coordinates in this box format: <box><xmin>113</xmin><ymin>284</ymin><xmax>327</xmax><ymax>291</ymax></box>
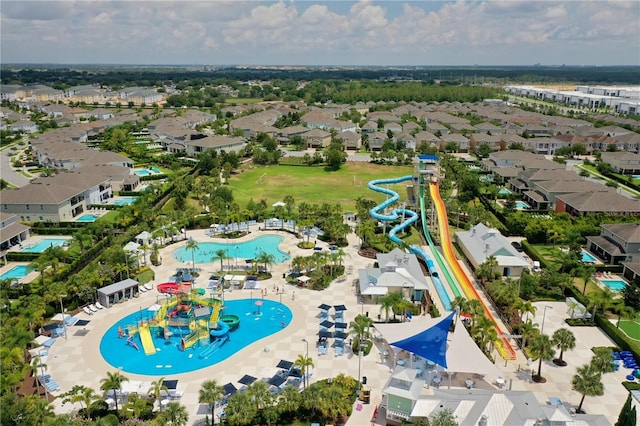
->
<box><xmin>0</xmin><ymin>265</ymin><xmax>32</xmax><ymax>281</ymax></box>
<box><xmin>77</xmin><ymin>214</ymin><xmax>99</xmax><ymax>222</ymax></box>
<box><xmin>114</xmin><ymin>197</ymin><xmax>138</xmax><ymax>206</ymax></box>
<box><xmin>498</xmin><ymin>188</ymin><xmax>512</xmax><ymax>195</ymax></box>
<box><xmin>20</xmin><ymin>238</ymin><xmax>68</xmax><ymax>253</ymax></box>
<box><xmin>100</xmin><ymin>299</ymin><xmax>292</xmax><ymax>375</ymax></box>
<box><xmin>151</xmin><ymin>167</ymin><xmax>161</xmax><ymax>173</ymax></box>
<box><xmin>581</xmin><ymin>250</ymin><xmax>598</xmax><ymax>263</ymax></box>
<box><xmin>135</xmin><ymin>169</ymin><xmax>151</xmax><ymax>176</ymax></box>
<box><xmin>516</xmin><ymin>201</ymin><xmax>530</xmax><ymax>209</ymax></box>
<box><xmin>173</xmin><ymin>235</ymin><xmax>290</xmax><ymax>264</ymax></box>
<box><xmin>601</xmin><ymin>279</ymin><xmax>627</xmax><ymax>292</ymax></box>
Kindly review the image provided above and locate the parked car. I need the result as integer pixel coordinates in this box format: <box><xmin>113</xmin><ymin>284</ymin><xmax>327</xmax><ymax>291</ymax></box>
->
<box><xmin>511</xmin><ymin>241</ymin><xmax>524</xmax><ymax>252</ymax></box>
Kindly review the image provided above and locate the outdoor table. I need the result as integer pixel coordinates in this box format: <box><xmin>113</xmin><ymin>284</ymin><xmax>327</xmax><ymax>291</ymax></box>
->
<box><xmin>496</xmin><ymin>376</ymin><xmax>505</xmax><ymax>387</ymax></box>
<box><xmin>465</xmin><ymin>379</ymin><xmax>474</xmax><ymax>388</ymax></box>
<box><xmin>432</xmin><ymin>377</ymin><xmax>442</xmax><ymax>385</ymax></box>
<box><xmin>396</xmin><ymin>359</ymin><xmax>405</xmax><ymax>366</ymax></box>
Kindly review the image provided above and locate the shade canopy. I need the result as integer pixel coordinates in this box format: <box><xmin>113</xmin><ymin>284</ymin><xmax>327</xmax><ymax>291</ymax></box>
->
<box><xmin>390</xmin><ymin>312</ymin><xmax>454</xmax><ymax>368</ymax></box>
<box><xmin>223</xmin><ymin>383</ymin><xmax>237</xmax><ymax>395</ymax></box>
<box><xmin>162</xmin><ymin>379</ymin><xmax>178</xmax><ymax>390</ymax></box>
<box><xmin>335</xmin><ymin>322</ymin><xmax>348</xmax><ymax>329</ymax></box>
<box><xmin>268</xmin><ymin>375</ymin><xmax>286</xmax><ymax>387</ymax></box>
<box><xmin>318</xmin><ymin>303</ymin><xmax>332</xmax><ymax>311</ymax></box>
<box><xmin>320</xmin><ymin>320</ymin><xmax>334</xmax><ymax>329</ymax></box>
<box><xmin>238</xmin><ymin>375</ymin><xmax>257</xmax><ymax>386</ymax></box>
<box><xmin>334</xmin><ymin>304</ymin><xmax>347</xmax><ymax>311</ymax></box>
<box><xmin>374</xmin><ymin>313</ymin><xmax>502</xmax><ymax>377</ymax></box>
<box><xmin>319</xmin><ymin>330</ymin><xmax>333</xmax><ymax>338</ymax></box>
<box><xmin>276</xmin><ymin>360</ymin><xmax>293</xmax><ymax>370</ymax></box>
<box><xmin>288</xmin><ymin>368</ymin><xmax>302</xmax><ymax>378</ymax></box>
<box><xmin>334</xmin><ymin>331</ymin><xmax>348</xmax><ymax>340</ymax></box>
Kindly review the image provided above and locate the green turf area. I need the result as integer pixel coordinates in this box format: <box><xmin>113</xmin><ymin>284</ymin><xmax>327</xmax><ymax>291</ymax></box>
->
<box><xmin>229</xmin><ymin>163</ymin><xmax>414</xmax><ymax>210</ymax></box>
<box><xmin>223</xmin><ymin>98</ymin><xmax>263</xmax><ymax>105</ymax></box>
<box><xmin>619</xmin><ymin>320</ymin><xmax>640</xmax><ymax>341</ymax></box>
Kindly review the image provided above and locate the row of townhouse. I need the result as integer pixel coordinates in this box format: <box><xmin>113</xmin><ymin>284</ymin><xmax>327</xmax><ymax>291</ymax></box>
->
<box><xmin>505</xmin><ymin>85</ymin><xmax>640</xmax><ymax>115</ymax></box>
<box><xmin>484</xmin><ymin>150</ymin><xmax>640</xmax><ymax>216</ymax></box>
<box><xmin>1</xmin><ymin>84</ymin><xmax>166</xmax><ymax>106</ymax></box>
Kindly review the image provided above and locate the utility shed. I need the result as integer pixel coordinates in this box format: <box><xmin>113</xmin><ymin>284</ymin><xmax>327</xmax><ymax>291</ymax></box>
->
<box><xmin>97</xmin><ymin>278</ymin><xmax>139</xmax><ymax>308</ymax></box>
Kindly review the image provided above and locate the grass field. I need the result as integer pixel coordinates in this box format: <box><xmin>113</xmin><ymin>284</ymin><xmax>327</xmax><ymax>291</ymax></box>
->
<box><xmin>223</xmin><ymin>98</ymin><xmax>263</xmax><ymax>105</ymax></box>
<box><xmin>619</xmin><ymin>320</ymin><xmax>640</xmax><ymax>340</ymax></box>
<box><xmin>229</xmin><ymin>163</ymin><xmax>414</xmax><ymax>211</ymax></box>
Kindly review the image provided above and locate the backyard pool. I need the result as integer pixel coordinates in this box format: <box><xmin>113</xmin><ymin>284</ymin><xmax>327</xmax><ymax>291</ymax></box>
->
<box><xmin>20</xmin><ymin>238</ymin><xmax>69</xmax><ymax>253</ymax></box>
<box><xmin>77</xmin><ymin>214</ymin><xmax>100</xmax><ymax>222</ymax></box>
<box><xmin>498</xmin><ymin>188</ymin><xmax>512</xmax><ymax>195</ymax></box>
<box><xmin>173</xmin><ymin>235</ymin><xmax>290</xmax><ymax>264</ymax></box>
<box><xmin>581</xmin><ymin>250</ymin><xmax>598</xmax><ymax>263</ymax></box>
<box><xmin>135</xmin><ymin>167</ymin><xmax>162</xmax><ymax>176</ymax></box>
<box><xmin>601</xmin><ymin>279</ymin><xmax>627</xmax><ymax>292</ymax></box>
<box><xmin>100</xmin><ymin>298</ymin><xmax>292</xmax><ymax>375</ymax></box>
<box><xmin>0</xmin><ymin>265</ymin><xmax>33</xmax><ymax>281</ymax></box>
<box><xmin>114</xmin><ymin>197</ymin><xmax>138</xmax><ymax>206</ymax></box>
<box><xmin>516</xmin><ymin>201</ymin><xmax>530</xmax><ymax>210</ymax></box>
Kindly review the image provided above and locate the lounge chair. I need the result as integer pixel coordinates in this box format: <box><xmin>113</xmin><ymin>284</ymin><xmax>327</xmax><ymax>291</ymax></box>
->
<box><xmin>318</xmin><ymin>345</ymin><xmax>327</xmax><ymax>356</ymax></box>
<box><xmin>335</xmin><ymin>345</ymin><xmax>344</xmax><ymax>356</ymax></box>
<box><xmin>139</xmin><ymin>286</ymin><xmax>147</xmax><ymax>293</ymax></box>
<box><xmin>95</xmin><ymin>302</ymin><xmax>105</xmax><ymax>309</ymax></box>
<box><xmin>89</xmin><ymin>304</ymin><xmax>98</xmax><ymax>312</ymax></box>
<box><xmin>83</xmin><ymin>306</ymin><xmax>93</xmax><ymax>316</ymax></box>
<box><xmin>144</xmin><ymin>283</ymin><xmax>153</xmax><ymax>291</ymax></box>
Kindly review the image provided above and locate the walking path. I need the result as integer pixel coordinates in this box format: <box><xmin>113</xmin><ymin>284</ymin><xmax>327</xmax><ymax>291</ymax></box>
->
<box><xmin>41</xmin><ymin>225</ymin><xmax>626</xmax><ymax>424</ymax></box>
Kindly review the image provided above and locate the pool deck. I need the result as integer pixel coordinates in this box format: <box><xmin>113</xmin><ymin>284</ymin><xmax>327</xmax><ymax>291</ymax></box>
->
<box><xmin>42</xmin><ymin>225</ymin><xmax>628</xmax><ymax>424</ymax></box>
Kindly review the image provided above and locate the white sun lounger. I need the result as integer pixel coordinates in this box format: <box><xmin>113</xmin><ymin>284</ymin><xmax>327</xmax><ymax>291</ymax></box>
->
<box><xmin>144</xmin><ymin>283</ymin><xmax>153</xmax><ymax>291</ymax></box>
<box><xmin>88</xmin><ymin>304</ymin><xmax>98</xmax><ymax>312</ymax></box>
<box><xmin>95</xmin><ymin>302</ymin><xmax>104</xmax><ymax>309</ymax></box>
<box><xmin>83</xmin><ymin>306</ymin><xmax>93</xmax><ymax>316</ymax></box>
<box><xmin>139</xmin><ymin>286</ymin><xmax>147</xmax><ymax>293</ymax></box>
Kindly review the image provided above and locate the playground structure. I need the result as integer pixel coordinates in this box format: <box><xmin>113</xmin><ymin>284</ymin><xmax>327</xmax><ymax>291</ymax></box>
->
<box><xmin>118</xmin><ymin>290</ymin><xmax>240</xmax><ymax>357</ymax></box>
<box><xmin>367</xmin><ymin>155</ymin><xmax>516</xmax><ymax>361</ymax></box>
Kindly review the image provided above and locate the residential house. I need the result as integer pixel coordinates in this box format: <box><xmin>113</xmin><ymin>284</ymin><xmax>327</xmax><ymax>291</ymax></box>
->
<box><xmin>302</xmin><ymin>128</ymin><xmax>331</xmax><ymax>149</ymax></box>
<box><xmin>383</xmin><ymin>122</ymin><xmax>402</xmax><ymax>134</ymax></box>
<box><xmin>622</xmin><ymin>262</ymin><xmax>640</xmax><ymax>285</ymax></box>
<box><xmin>395</xmin><ymin>132</ymin><xmax>416</xmax><ymax>150</ymax></box>
<box><xmin>368</xmin><ymin>131</ymin><xmax>389</xmax><ymax>151</ymax></box>
<box><xmin>10</xmin><ymin>121</ymin><xmax>38</xmax><ymax>134</ymax></box>
<box><xmin>424</xmin><ymin>121</ymin><xmax>449</xmax><ymax>135</ymax></box>
<box><xmin>586</xmin><ymin>223</ymin><xmax>640</xmax><ymax>265</ymax></box>
<box><xmin>328</xmin><ymin>120</ymin><xmax>357</xmax><ymax>133</ymax></box>
<box><xmin>0</xmin><ymin>213</ymin><xmax>31</xmax><ymax>252</ymax></box>
<box><xmin>469</xmin><ymin>134</ymin><xmax>505</xmax><ymax>152</ymax></box>
<box><xmin>438</xmin><ymin>133</ymin><xmax>469</xmax><ymax>152</ymax></box>
<box><xmin>185</xmin><ymin>134</ymin><xmax>245</xmax><ymax>156</ymax></box>
<box><xmin>600</xmin><ymin>152</ymin><xmax>640</xmax><ymax>175</ymax></box>
<box><xmin>413</xmin><ymin>131</ymin><xmax>440</xmax><ymax>148</ymax></box>
<box><xmin>402</xmin><ymin>122</ymin><xmax>422</xmax><ymax>134</ymax></box>
<box><xmin>474</xmin><ymin>121</ymin><xmax>503</xmax><ymax>135</ymax></box>
<box><xmin>528</xmin><ymin>137</ymin><xmax>565</xmax><ymax>155</ymax></box>
<box><xmin>525</xmin><ymin>179</ymin><xmax>607</xmax><ymax>210</ymax></box>
<box><xmin>357</xmin><ymin>248</ymin><xmax>431</xmax><ymax>304</ymax></box>
<box><xmin>367</xmin><ymin>111</ymin><xmax>401</xmax><ymax>123</ymax></box>
<box><xmin>277</xmin><ymin>125</ymin><xmax>310</xmax><ymax>143</ymax></box>
<box><xmin>456</xmin><ymin>223</ymin><xmax>530</xmax><ymax>278</ymax></box>
<box><xmin>556</xmin><ymin>191</ymin><xmax>640</xmax><ymax>217</ymax></box>
<box><xmin>338</xmin><ymin>130</ymin><xmax>361</xmax><ymax>150</ymax></box>
<box><xmin>361</xmin><ymin>121</ymin><xmax>379</xmax><ymax>134</ymax></box>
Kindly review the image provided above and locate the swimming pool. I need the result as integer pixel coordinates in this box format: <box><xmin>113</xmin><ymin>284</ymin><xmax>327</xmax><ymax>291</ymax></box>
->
<box><xmin>601</xmin><ymin>279</ymin><xmax>627</xmax><ymax>292</ymax></box>
<box><xmin>0</xmin><ymin>265</ymin><xmax>32</xmax><ymax>281</ymax></box>
<box><xmin>77</xmin><ymin>214</ymin><xmax>99</xmax><ymax>222</ymax></box>
<box><xmin>100</xmin><ymin>299</ymin><xmax>292</xmax><ymax>375</ymax></box>
<box><xmin>20</xmin><ymin>238</ymin><xmax>69</xmax><ymax>253</ymax></box>
<box><xmin>135</xmin><ymin>169</ymin><xmax>151</xmax><ymax>176</ymax></box>
<box><xmin>173</xmin><ymin>235</ymin><xmax>290</xmax><ymax>264</ymax></box>
<box><xmin>581</xmin><ymin>250</ymin><xmax>598</xmax><ymax>263</ymax></box>
<box><xmin>516</xmin><ymin>201</ymin><xmax>530</xmax><ymax>210</ymax></box>
<box><xmin>498</xmin><ymin>188</ymin><xmax>512</xmax><ymax>195</ymax></box>
<box><xmin>114</xmin><ymin>197</ymin><xmax>138</xmax><ymax>206</ymax></box>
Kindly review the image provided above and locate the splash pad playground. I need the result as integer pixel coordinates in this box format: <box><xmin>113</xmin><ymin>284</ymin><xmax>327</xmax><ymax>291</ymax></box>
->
<box><xmin>101</xmin><ymin>290</ymin><xmax>292</xmax><ymax>375</ymax></box>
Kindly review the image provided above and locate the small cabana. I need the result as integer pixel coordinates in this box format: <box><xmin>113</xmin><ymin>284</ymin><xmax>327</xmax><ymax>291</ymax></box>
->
<box><xmin>296</xmin><ymin>275</ymin><xmax>311</xmax><ymax>287</ymax></box>
<box><xmin>135</xmin><ymin>231</ymin><xmax>153</xmax><ymax>246</ymax></box>
<box><xmin>98</xmin><ymin>278</ymin><xmax>139</xmax><ymax>308</ymax></box>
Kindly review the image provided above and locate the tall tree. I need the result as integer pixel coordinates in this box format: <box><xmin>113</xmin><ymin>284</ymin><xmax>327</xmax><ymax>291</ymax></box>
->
<box><xmin>551</xmin><ymin>328</ymin><xmax>576</xmax><ymax>366</ymax></box>
<box><xmin>100</xmin><ymin>370</ymin><xmax>129</xmax><ymax>412</ymax></box>
<box><xmin>148</xmin><ymin>377</ymin><xmax>168</xmax><ymax>411</ymax></box>
<box><xmin>528</xmin><ymin>333</ymin><xmax>555</xmax><ymax>383</ymax></box>
<box><xmin>571</xmin><ymin>363</ymin><xmax>604</xmax><ymax>413</ymax></box>
<box><xmin>198</xmin><ymin>379</ymin><xmax>224</xmax><ymax>421</ymax></box>
<box><xmin>293</xmin><ymin>353</ymin><xmax>314</xmax><ymax>390</ymax></box>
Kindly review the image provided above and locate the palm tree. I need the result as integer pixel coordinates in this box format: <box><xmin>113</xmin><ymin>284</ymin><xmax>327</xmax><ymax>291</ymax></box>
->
<box><xmin>185</xmin><ymin>237</ymin><xmax>199</xmax><ymax>273</ymax></box>
<box><xmin>580</xmin><ymin>265</ymin><xmax>596</xmax><ymax>295</ymax></box>
<box><xmin>572</xmin><ymin>363</ymin><xmax>604</xmax><ymax>413</ymax></box>
<box><xmin>615</xmin><ymin>303</ymin><xmax>636</xmax><ymax>329</ymax></box>
<box><xmin>246</xmin><ymin>380</ymin><xmax>273</xmax><ymax>412</ymax></box>
<box><xmin>211</xmin><ymin>249</ymin><xmax>228</xmax><ymax>273</ymax></box>
<box><xmin>551</xmin><ymin>328</ymin><xmax>576</xmax><ymax>366</ymax></box>
<box><xmin>590</xmin><ymin>347</ymin><xmax>615</xmax><ymax>375</ymax></box>
<box><xmin>198</xmin><ymin>379</ymin><xmax>224</xmax><ymax>421</ymax></box>
<box><xmin>379</xmin><ymin>292</ymin><xmax>402</xmax><ymax>322</ymax></box>
<box><xmin>124</xmin><ymin>394</ymin><xmax>148</xmax><ymax>419</ymax></box>
<box><xmin>294</xmin><ymin>353</ymin><xmax>315</xmax><ymax>390</ymax></box>
<box><xmin>68</xmin><ymin>385</ymin><xmax>98</xmax><ymax>418</ymax></box>
<box><xmin>158</xmin><ymin>401</ymin><xmax>189</xmax><ymax>425</ymax></box>
<box><xmin>255</xmin><ymin>251</ymin><xmax>275</xmax><ymax>274</ymax></box>
<box><xmin>148</xmin><ymin>376</ymin><xmax>168</xmax><ymax>411</ymax></box>
<box><xmin>100</xmin><ymin>370</ymin><xmax>129</xmax><ymax>412</ymax></box>
<box><xmin>528</xmin><ymin>333</ymin><xmax>555</xmax><ymax>383</ymax></box>
<box><xmin>31</xmin><ymin>356</ymin><xmax>47</xmax><ymax>397</ymax></box>
<box><xmin>450</xmin><ymin>296</ymin><xmax>469</xmax><ymax>318</ymax></box>
<box><xmin>225</xmin><ymin>391</ymin><xmax>256</xmax><ymax>425</ymax></box>
<box><xmin>587</xmin><ymin>287</ymin><xmax>615</xmax><ymax>322</ymax></box>
<box><xmin>26</xmin><ymin>395</ymin><xmax>55</xmax><ymax>425</ymax></box>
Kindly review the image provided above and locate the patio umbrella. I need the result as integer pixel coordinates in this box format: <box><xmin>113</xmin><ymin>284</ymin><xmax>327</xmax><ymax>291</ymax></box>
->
<box><xmin>334</xmin><ymin>304</ymin><xmax>347</xmax><ymax>312</ymax></box>
<box><xmin>335</xmin><ymin>322</ymin><xmax>348</xmax><ymax>329</ymax></box>
<box><xmin>320</xmin><ymin>320</ymin><xmax>334</xmax><ymax>329</ymax></box>
<box><xmin>319</xmin><ymin>330</ymin><xmax>333</xmax><ymax>338</ymax></box>
<box><xmin>335</xmin><ymin>331</ymin><xmax>348</xmax><ymax>340</ymax></box>
<box><xmin>318</xmin><ymin>303</ymin><xmax>331</xmax><ymax>311</ymax></box>
<box><xmin>223</xmin><ymin>383</ymin><xmax>237</xmax><ymax>396</ymax></box>
<box><xmin>238</xmin><ymin>375</ymin><xmax>257</xmax><ymax>386</ymax></box>
<box><xmin>268</xmin><ymin>375</ymin><xmax>286</xmax><ymax>387</ymax></box>
<box><xmin>276</xmin><ymin>360</ymin><xmax>294</xmax><ymax>370</ymax></box>
<box><xmin>288</xmin><ymin>368</ymin><xmax>302</xmax><ymax>378</ymax></box>
<box><xmin>162</xmin><ymin>379</ymin><xmax>178</xmax><ymax>390</ymax></box>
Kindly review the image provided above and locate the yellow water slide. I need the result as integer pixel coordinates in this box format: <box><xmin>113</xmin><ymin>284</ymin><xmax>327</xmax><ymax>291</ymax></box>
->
<box><xmin>429</xmin><ymin>182</ymin><xmax>516</xmax><ymax>361</ymax></box>
<box><xmin>138</xmin><ymin>324</ymin><xmax>157</xmax><ymax>355</ymax></box>
<box><xmin>209</xmin><ymin>299</ymin><xmax>223</xmax><ymax>324</ymax></box>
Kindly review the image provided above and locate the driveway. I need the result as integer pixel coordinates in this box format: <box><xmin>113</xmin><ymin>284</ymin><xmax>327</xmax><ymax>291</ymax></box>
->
<box><xmin>0</xmin><ymin>145</ymin><xmax>31</xmax><ymax>187</ymax></box>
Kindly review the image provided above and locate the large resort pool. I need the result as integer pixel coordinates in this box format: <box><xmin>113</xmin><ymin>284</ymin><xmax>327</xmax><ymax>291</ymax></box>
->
<box><xmin>173</xmin><ymin>235</ymin><xmax>290</xmax><ymax>264</ymax></box>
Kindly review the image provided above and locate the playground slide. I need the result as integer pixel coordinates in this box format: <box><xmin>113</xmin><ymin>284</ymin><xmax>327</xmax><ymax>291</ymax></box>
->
<box><xmin>209</xmin><ymin>300</ymin><xmax>222</xmax><ymax>324</ymax></box>
<box><xmin>138</xmin><ymin>324</ymin><xmax>157</xmax><ymax>355</ymax></box>
<box><xmin>182</xmin><ymin>329</ymin><xmax>209</xmax><ymax>350</ymax></box>
<box><xmin>368</xmin><ymin>176</ymin><xmax>453</xmax><ymax>311</ymax></box>
<box><xmin>429</xmin><ymin>181</ymin><xmax>516</xmax><ymax>361</ymax></box>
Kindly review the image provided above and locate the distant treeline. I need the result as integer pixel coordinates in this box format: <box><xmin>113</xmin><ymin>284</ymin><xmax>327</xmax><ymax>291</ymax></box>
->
<box><xmin>2</xmin><ymin>65</ymin><xmax>639</xmax><ymax>88</ymax></box>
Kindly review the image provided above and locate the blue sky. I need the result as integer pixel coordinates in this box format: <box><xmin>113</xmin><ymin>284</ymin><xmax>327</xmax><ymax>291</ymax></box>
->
<box><xmin>1</xmin><ymin>0</ymin><xmax>639</xmax><ymax>66</ymax></box>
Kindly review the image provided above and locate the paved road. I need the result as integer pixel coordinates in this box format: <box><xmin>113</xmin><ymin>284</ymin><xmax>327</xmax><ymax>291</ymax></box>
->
<box><xmin>0</xmin><ymin>145</ymin><xmax>31</xmax><ymax>187</ymax></box>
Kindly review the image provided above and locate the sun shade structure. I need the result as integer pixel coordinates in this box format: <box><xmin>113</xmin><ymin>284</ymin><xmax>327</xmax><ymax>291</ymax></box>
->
<box><xmin>334</xmin><ymin>304</ymin><xmax>347</xmax><ymax>311</ymax></box>
<box><xmin>319</xmin><ymin>330</ymin><xmax>333</xmax><ymax>338</ymax></box>
<box><xmin>223</xmin><ymin>383</ymin><xmax>237</xmax><ymax>395</ymax></box>
<box><xmin>162</xmin><ymin>379</ymin><xmax>178</xmax><ymax>390</ymax></box>
<box><xmin>334</xmin><ymin>331</ymin><xmax>348</xmax><ymax>340</ymax></box>
<box><xmin>268</xmin><ymin>375</ymin><xmax>287</xmax><ymax>387</ymax></box>
<box><xmin>335</xmin><ymin>322</ymin><xmax>348</xmax><ymax>329</ymax></box>
<box><xmin>320</xmin><ymin>320</ymin><xmax>334</xmax><ymax>329</ymax></box>
<box><xmin>389</xmin><ymin>312</ymin><xmax>454</xmax><ymax>368</ymax></box>
<box><xmin>276</xmin><ymin>360</ymin><xmax>294</xmax><ymax>370</ymax></box>
<box><xmin>238</xmin><ymin>375</ymin><xmax>257</xmax><ymax>386</ymax></box>
<box><xmin>318</xmin><ymin>303</ymin><xmax>332</xmax><ymax>311</ymax></box>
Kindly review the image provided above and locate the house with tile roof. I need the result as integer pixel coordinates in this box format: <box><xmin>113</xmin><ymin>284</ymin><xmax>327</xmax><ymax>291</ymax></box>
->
<box><xmin>586</xmin><ymin>223</ymin><xmax>640</xmax><ymax>265</ymax></box>
<box><xmin>0</xmin><ymin>213</ymin><xmax>31</xmax><ymax>253</ymax></box>
<box><xmin>600</xmin><ymin>152</ymin><xmax>640</xmax><ymax>175</ymax></box>
<box><xmin>338</xmin><ymin>130</ymin><xmax>361</xmax><ymax>150</ymax></box>
<box><xmin>302</xmin><ymin>128</ymin><xmax>331</xmax><ymax>149</ymax></box>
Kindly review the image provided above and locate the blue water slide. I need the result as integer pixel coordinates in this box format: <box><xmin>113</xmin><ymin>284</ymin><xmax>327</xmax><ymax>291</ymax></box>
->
<box><xmin>368</xmin><ymin>177</ymin><xmax>452</xmax><ymax>311</ymax></box>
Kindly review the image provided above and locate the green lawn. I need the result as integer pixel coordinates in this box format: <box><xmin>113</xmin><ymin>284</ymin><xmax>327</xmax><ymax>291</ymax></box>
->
<box><xmin>619</xmin><ymin>320</ymin><xmax>640</xmax><ymax>341</ymax></box>
<box><xmin>531</xmin><ymin>244</ymin><xmax>563</xmax><ymax>269</ymax></box>
<box><xmin>229</xmin><ymin>163</ymin><xmax>414</xmax><ymax>211</ymax></box>
<box><xmin>223</xmin><ymin>98</ymin><xmax>263</xmax><ymax>105</ymax></box>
